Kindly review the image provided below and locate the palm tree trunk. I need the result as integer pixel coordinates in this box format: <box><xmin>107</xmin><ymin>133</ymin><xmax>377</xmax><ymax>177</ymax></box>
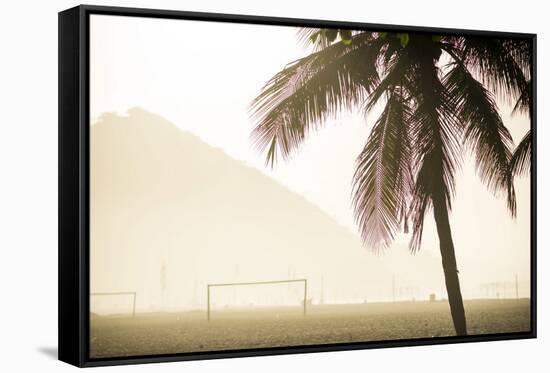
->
<box><xmin>432</xmin><ymin>196</ymin><xmax>468</xmax><ymax>336</ymax></box>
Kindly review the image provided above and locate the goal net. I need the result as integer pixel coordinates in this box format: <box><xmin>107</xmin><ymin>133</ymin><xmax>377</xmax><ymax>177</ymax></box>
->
<box><xmin>90</xmin><ymin>292</ymin><xmax>136</xmax><ymax>317</ymax></box>
<box><xmin>206</xmin><ymin>279</ymin><xmax>308</xmax><ymax>321</ymax></box>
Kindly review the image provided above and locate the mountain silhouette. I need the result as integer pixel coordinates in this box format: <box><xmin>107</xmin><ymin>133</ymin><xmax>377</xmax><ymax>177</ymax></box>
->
<box><xmin>90</xmin><ymin>108</ymin><xmax>442</xmax><ymax>310</ymax></box>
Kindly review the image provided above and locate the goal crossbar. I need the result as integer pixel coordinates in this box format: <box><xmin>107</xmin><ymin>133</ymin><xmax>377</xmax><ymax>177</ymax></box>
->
<box><xmin>90</xmin><ymin>291</ymin><xmax>136</xmax><ymax>317</ymax></box>
<box><xmin>207</xmin><ymin>279</ymin><xmax>308</xmax><ymax>321</ymax></box>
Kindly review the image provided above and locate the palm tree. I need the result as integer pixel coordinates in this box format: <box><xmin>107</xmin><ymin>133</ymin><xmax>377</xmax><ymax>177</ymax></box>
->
<box><xmin>249</xmin><ymin>29</ymin><xmax>532</xmax><ymax>336</ymax></box>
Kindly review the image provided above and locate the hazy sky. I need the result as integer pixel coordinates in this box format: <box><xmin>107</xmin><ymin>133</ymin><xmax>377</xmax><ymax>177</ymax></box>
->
<box><xmin>89</xmin><ymin>15</ymin><xmax>531</xmax><ymax>307</ymax></box>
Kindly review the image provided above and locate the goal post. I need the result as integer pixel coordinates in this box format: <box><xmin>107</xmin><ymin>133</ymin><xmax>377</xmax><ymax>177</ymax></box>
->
<box><xmin>90</xmin><ymin>291</ymin><xmax>137</xmax><ymax>317</ymax></box>
<box><xmin>206</xmin><ymin>279</ymin><xmax>308</xmax><ymax>321</ymax></box>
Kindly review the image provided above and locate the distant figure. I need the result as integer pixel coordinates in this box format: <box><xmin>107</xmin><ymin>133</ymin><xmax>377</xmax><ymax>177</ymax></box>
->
<box><xmin>429</xmin><ymin>293</ymin><xmax>436</xmax><ymax>302</ymax></box>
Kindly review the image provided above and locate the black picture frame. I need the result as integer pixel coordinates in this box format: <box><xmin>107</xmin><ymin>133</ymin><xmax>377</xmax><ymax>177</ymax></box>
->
<box><xmin>58</xmin><ymin>4</ymin><xmax>537</xmax><ymax>367</ymax></box>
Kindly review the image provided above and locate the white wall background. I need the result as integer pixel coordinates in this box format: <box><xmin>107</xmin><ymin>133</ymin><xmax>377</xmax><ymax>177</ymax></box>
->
<box><xmin>0</xmin><ymin>0</ymin><xmax>546</xmax><ymax>371</ymax></box>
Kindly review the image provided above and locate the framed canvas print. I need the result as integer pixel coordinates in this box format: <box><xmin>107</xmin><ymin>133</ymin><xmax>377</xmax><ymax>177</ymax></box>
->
<box><xmin>58</xmin><ymin>5</ymin><xmax>537</xmax><ymax>367</ymax></box>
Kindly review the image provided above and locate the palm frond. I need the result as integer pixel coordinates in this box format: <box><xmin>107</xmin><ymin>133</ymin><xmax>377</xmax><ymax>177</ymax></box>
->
<box><xmin>512</xmin><ymin>79</ymin><xmax>532</xmax><ymax>118</ymax></box>
<box><xmin>297</xmin><ymin>28</ymin><xmax>369</xmax><ymax>51</ymax></box>
<box><xmin>460</xmin><ymin>37</ymin><xmax>529</xmax><ymax>103</ymax></box>
<box><xmin>365</xmin><ymin>48</ymin><xmax>412</xmax><ymax>113</ymax></box>
<box><xmin>352</xmin><ymin>88</ymin><xmax>413</xmax><ymax>250</ymax></box>
<box><xmin>297</xmin><ymin>28</ymin><xmax>332</xmax><ymax>50</ymax></box>
<box><xmin>250</xmin><ymin>34</ymin><xmax>380</xmax><ymax>166</ymax></box>
<box><xmin>443</xmin><ymin>62</ymin><xmax>517</xmax><ymax>217</ymax></box>
<box><xmin>503</xmin><ymin>39</ymin><xmax>532</xmax><ymax>79</ymax></box>
<box><xmin>378</xmin><ymin>34</ymin><xmax>405</xmax><ymax>67</ymax></box>
<box><xmin>511</xmin><ymin>130</ymin><xmax>531</xmax><ymax>177</ymax></box>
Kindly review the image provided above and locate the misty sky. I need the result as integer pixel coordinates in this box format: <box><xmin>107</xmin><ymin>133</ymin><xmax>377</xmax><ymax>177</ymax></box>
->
<box><xmin>89</xmin><ymin>15</ymin><xmax>531</xmax><ymax>307</ymax></box>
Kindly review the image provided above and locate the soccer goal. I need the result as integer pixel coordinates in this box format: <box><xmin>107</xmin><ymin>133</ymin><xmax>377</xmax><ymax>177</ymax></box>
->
<box><xmin>206</xmin><ymin>279</ymin><xmax>308</xmax><ymax>321</ymax></box>
<box><xmin>90</xmin><ymin>292</ymin><xmax>137</xmax><ymax>317</ymax></box>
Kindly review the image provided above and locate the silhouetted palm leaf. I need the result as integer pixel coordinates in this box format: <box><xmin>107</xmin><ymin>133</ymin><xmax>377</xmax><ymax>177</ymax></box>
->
<box><xmin>512</xmin><ymin>79</ymin><xmax>532</xmax><ymax>117</ymax></box>
<box><xmin>510</xmin><ymin>78</ymin><xmax>532</xmax><ymax>177</ymax></box>
<box><xmin>352</xmin><ymin>88</ymin><xmax>413</xmax><ymax>250</ymax></box>
<box><xmin>444</xmin><ymin>62</ymin><xmax>517</xmax><ymax>216</ymax></box>
<box><xmin>511</xmin><ymin>130</ymin><xmax>531</xmax><ymax>177</ymax></box>
<box><xmin>250</xmin><ymin>34</ymin><xmax>381</xmax><ymax>166</ymax></box>
<box><xmin>297</xmin><ymin>28</ymin><xmax>362</xmax><ymax>50</ymax></box>
<box><xmin>460</xmin><ymin>37</ymin><xmax>529</xmax><ymax>103</ymax></box>
<box><xmin>364</xmin><ymin>48</ymin><xmax>413</xmax><ymax>113</ymax></box>
<box><xmin>504</xmin><ymin>39</ymin><xmax>532</xmax><ymax>79</ymax></box>
<box><xmin>297</xmin><ymin>28</ymin><xmax>333</xmax><ymax>50</ymax></box>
